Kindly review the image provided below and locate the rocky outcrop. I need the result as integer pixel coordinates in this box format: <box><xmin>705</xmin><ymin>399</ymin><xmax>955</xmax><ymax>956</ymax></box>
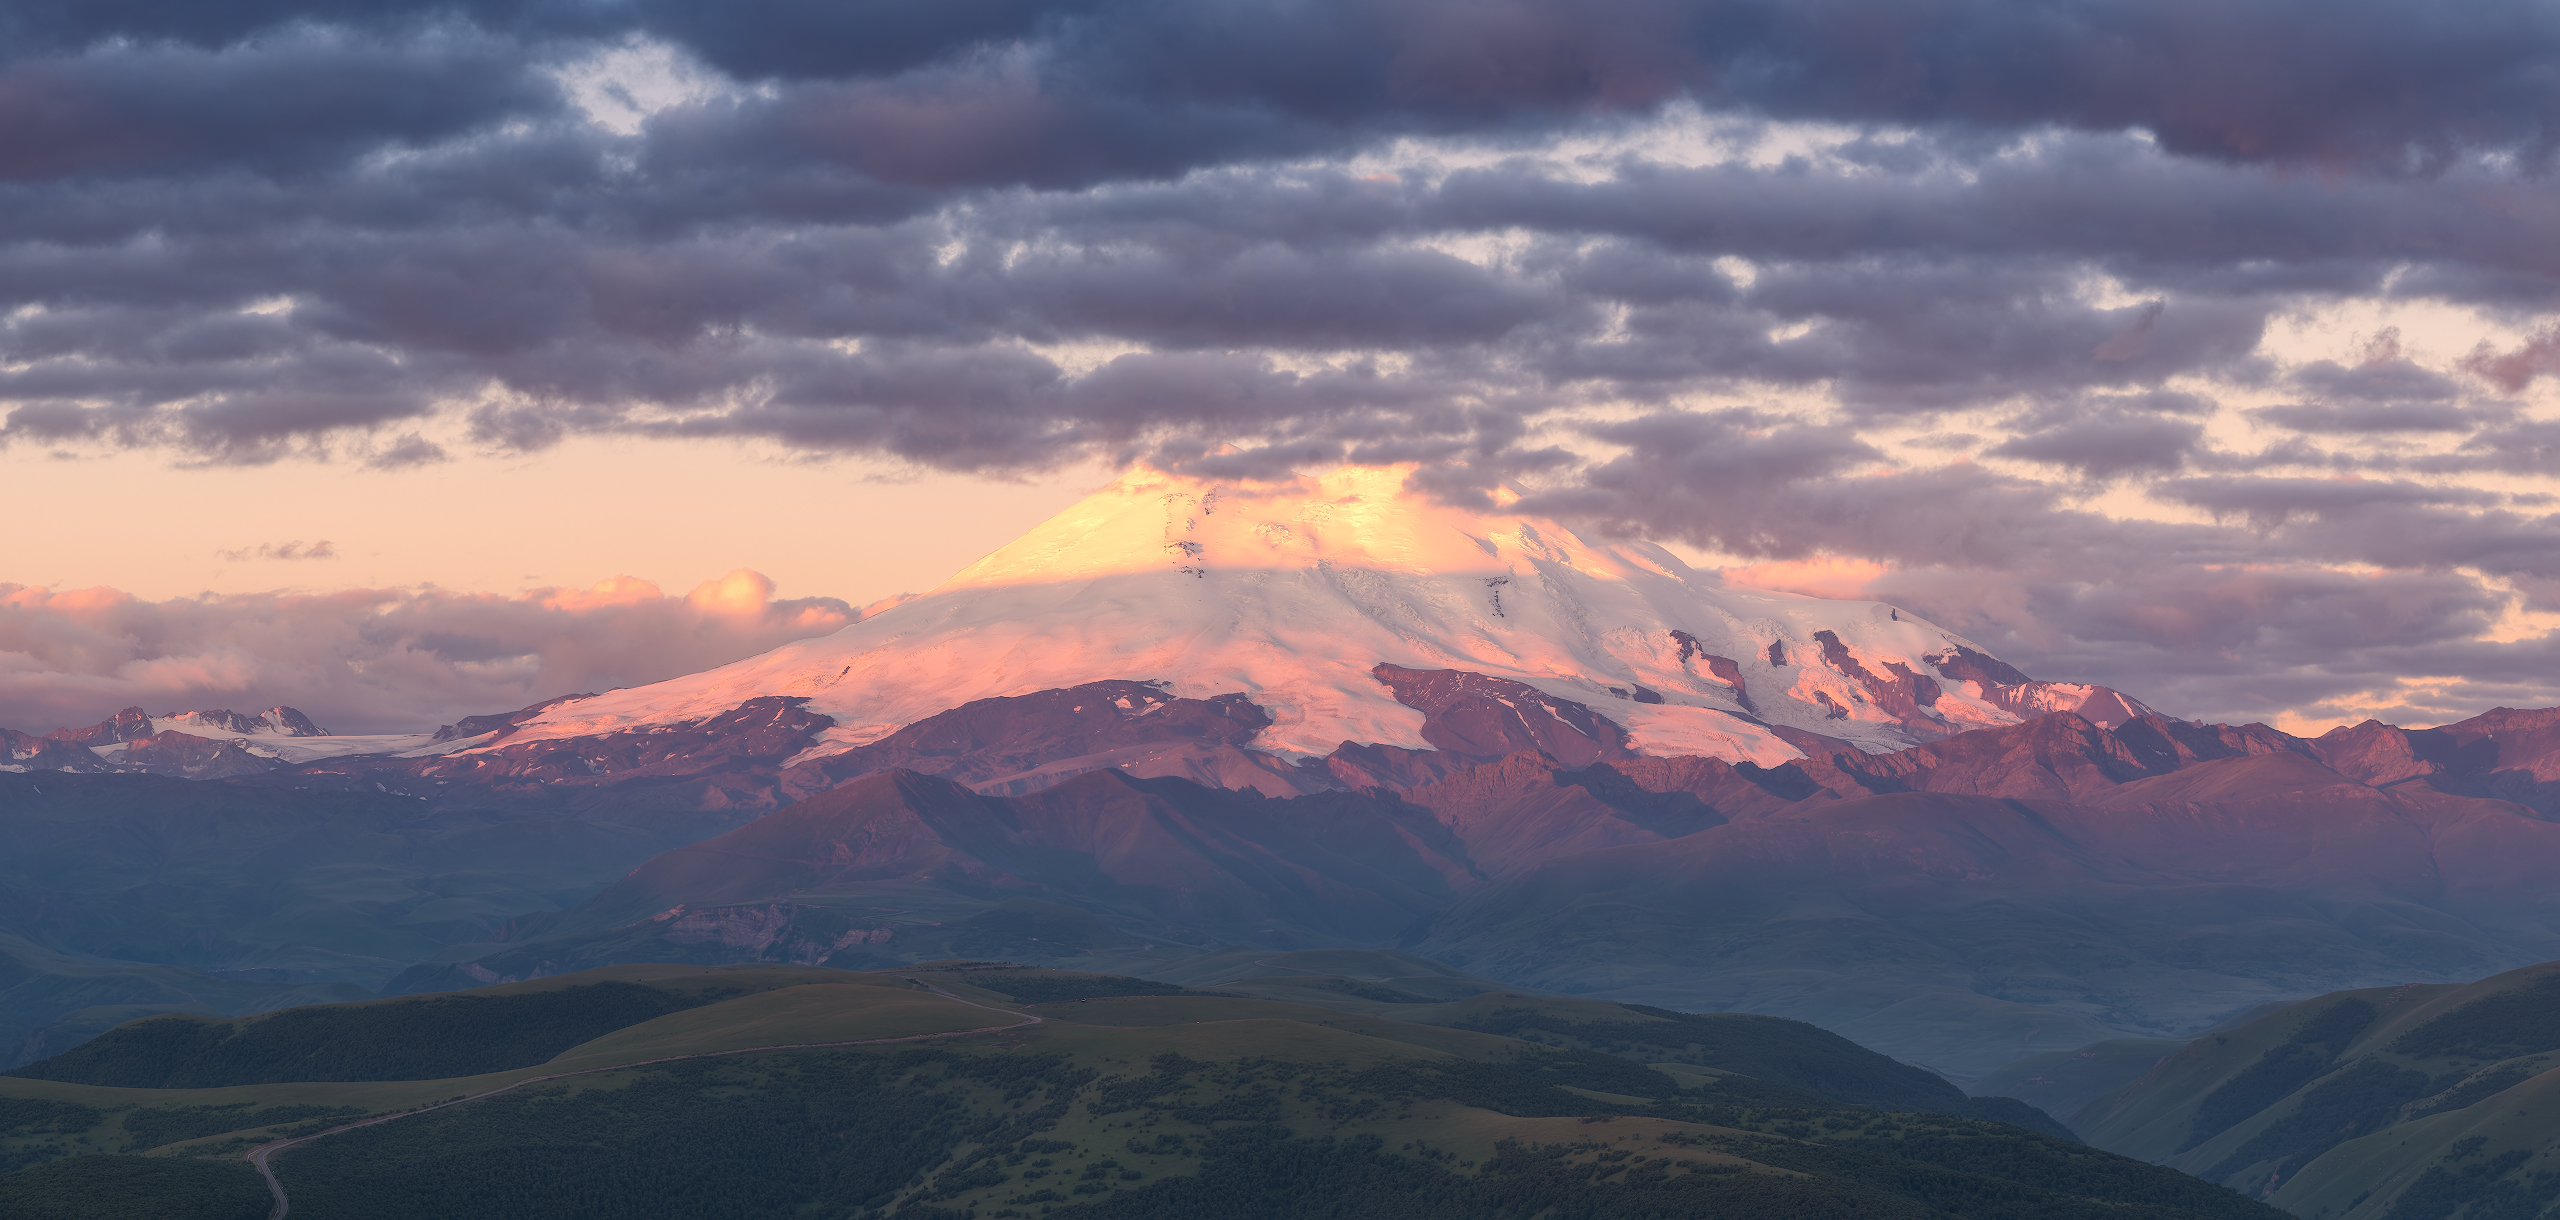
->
<box><xmin>1813</xmin><ymin>629</ymin><xmax>1943</xmax><ymax>726</ymax></box>
<box><xmin>1669</xmin><ymin>629</ymin><xmax>1756</xmax><ymax>714</ymax></box>
<box><xmin>45</xmin><ymin>706</ymin><xmax>155</xmax><ymax>747</ymax></box>
<box><xmin>1</xmin><ymin>729</ymin><xmax>113</xmax><ymax>772</ymax></box>
<box><xmin>1925</xmin><ymin>645</ymin><xmax>2034</xmax><ymax>690</ymax></box>
<box><xmin>780</xmin><ymin>680</ymin><xmax>1294</xmax><ymax>798</ymax></box>
<box><xmin>1923</xmin><ymin>645</ymin><xmax>2153</xmax><ymax>731</ymax></box>
<box><xmin>1368</xmin><ymin>663</ymin><xmax>1633</xmax><ymax>767</ymax></box>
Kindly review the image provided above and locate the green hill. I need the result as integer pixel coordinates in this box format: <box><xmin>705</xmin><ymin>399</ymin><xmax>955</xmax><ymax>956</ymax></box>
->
<box><xmin>0</xmin><ymin>963</ymin><xmax>2281</xmax><ymax>1219</ymax></box>
<box><xmin>2068</xmin><ymin>959</ymin><xmax>2560</xmax><ymax>1218</ymax></box>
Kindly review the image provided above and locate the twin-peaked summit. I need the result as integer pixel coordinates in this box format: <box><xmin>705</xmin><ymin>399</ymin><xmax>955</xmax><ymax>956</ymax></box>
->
<box><xmin>489</xmin><ymin>464</ymin><xmax>2130</xmax><ymax>775</ymax></box>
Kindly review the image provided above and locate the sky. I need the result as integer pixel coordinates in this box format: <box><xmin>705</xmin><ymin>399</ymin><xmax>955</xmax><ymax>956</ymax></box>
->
<box><xmin>7</xmin><ymin>0</ymin><xmax>2560</xmax><ymax>737</ymax></box>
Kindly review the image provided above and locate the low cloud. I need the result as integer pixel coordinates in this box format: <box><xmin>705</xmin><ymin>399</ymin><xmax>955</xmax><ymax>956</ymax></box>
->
<box><xmin>0</xmin><ymin>570</ymin><xmax>857</xmax><ymax>735</ymax></box>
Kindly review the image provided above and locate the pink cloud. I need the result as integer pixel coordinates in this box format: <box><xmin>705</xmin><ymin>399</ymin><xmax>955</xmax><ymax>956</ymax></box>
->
<box><xmin>0</xmin><ymin>569</ymin><xmax>858</xmax><ymax>735</ymax></box>
<box><xmin>2460</xmin><ymin>326</ymin><xmax>2560</xmax><ymax>394</ymax></box>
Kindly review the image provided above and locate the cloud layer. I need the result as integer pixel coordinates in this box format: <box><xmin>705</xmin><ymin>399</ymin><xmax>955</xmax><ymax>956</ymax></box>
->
<box><xmin>0</xmin><ymin>572</ymin><xmax>855</xmax><ymax>735</ymax></box>
<box><xmin>4</xmin><ymin>0</ymin><xmax>2560</xmax><ymax>729</ymax></box>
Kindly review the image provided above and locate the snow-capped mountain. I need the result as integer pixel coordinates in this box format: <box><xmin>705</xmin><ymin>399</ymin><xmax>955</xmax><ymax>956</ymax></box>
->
<box><xmin>2</xmin><ymin>702</ymin><xmax>467</xmax><ymax>778</ymax></box>
<box><xmin>486</xmin><ymin>464</ymin><xmax>2129</xmax><ymax>771</ymax></box>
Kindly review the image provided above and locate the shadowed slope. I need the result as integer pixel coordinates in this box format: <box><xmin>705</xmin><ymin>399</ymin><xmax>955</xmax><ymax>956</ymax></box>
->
<box><xmin>2063</xmin><ymin>959</ymin><xmax>2560</xmax><ymax>1218</ymax></box>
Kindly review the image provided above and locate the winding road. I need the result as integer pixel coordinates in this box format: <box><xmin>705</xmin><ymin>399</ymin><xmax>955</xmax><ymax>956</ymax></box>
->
<box><xmin>247</xmin><ymin>980</ymin><xmax>1040</xmax><ymax>1220</ymax></box>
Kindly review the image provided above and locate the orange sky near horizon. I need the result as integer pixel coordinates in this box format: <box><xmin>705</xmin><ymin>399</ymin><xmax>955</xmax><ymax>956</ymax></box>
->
<box><xmin>4</xmin><ymin>438</ymin><xmax>1117</xmax><ymax>609</ymax></box>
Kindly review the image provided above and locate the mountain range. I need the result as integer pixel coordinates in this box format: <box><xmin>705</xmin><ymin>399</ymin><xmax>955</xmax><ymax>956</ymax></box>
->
<box><xmin>6</xmin><ymin>464</ymin><xmax>2560</xmax><ymax>1093</ymax></box>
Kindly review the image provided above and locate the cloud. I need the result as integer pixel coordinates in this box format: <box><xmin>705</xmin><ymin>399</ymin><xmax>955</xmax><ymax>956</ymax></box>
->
<box><xmin>1519</xmin><ymin>406</ymin><xmax>2560</xmax><ymax>727</ymax></box>
<box><xmin>216</xmin><ymin>540</ymin><xmax>338</xmax><ymax>562</ymax></box>
<box><xmin>0</xmin><ymin>24</ymin><xmax>554</xmax><ymax>183</ymax></box>
<box><xmin>2461</xmin><ymin>326</ymin><xmax>2560</xmax><ymax>393</ymax></box>
<box><xmin>2249</xmin><ymin>402</ymin><xmax>2481</xmax><ymax>434</ymax></box>
<box><xmin>0</xmin><ymin>570</ymin><xmax>857</xmax><ymax>735</ymax></box>
<box><xmin>1986</xmin><ymin>398</ymin><xmax>2207</xmax><ymax>481</ymax></box>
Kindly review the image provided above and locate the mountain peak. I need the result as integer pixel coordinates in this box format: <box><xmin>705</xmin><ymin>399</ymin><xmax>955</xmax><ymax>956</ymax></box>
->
<box><xmin>481</xmin><ymin>463</ymin><xmax>2094</xmax><ymax>771</ymax></box>
<box><xmin>940</xmin><ymin>464</ymin><xmax>1530</xmax><ymax>592</ymax></box>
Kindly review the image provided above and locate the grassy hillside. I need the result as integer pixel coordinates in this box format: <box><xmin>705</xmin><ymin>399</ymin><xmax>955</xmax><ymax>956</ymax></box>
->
<box><xmin>0</xmin><ymin>963</ymin><xmax>2279</xmax><ymax>1218</ymax></box>
<box><xmin>2069</xmin><ymin>960</ymin><xmax>2560</xmax><ymax>1218</ymax></box>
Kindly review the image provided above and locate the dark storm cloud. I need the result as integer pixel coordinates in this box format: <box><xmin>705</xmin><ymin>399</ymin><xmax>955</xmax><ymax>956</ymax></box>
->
<box><xmin>0</xmin><ymin>26</ymin><xmax>555</xmax><ymax>182</ymax></box>
<box><xmin>4</xmin><ymin>0</ymin><xmax>2560</xmax><ymax>727</ymax></box>
<box><xmin>7</xmin><ymin>0</ymin><xmax>2554</xmax><ymax>185</ymax></box>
